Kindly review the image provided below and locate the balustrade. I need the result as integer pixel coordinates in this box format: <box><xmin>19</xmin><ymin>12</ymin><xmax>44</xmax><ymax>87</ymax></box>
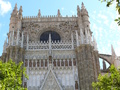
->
<box><xmin>24</xmin><ymin>40</ymin><xmax>74</xmax><ymax>50</ymax></box>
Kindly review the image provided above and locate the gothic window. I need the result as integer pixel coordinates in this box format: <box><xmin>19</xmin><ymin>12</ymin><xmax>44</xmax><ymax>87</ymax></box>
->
<box><xmin>53</xmin><ymin>59</ymin><xmax>56</xmax><ymax>66</ymax></box>
<box><xmin>73</xmin><ymin>58</ymin><xmax>76</xmax><ymax>66</ymax></box>
<box><xmin>41</xmin><ymin>60</ymin><xmax>43</xmax><ymax>67</ymax></box>
<box><xmin>75</xmin><ymin>81</ymin><xmax>78</xmax><ymax>89</ymax></box>
<box><xmin>49</xmin><ymin>56</ymin><xmax>52</xmax><ymax>63</ymax></box>
<box><xmin>61</xmin><ymin>60</ymin><xmax>64</xmax><ymax>66</ymax></box>
<box><xmin>25</xmin><ymin>59</ymin><xmax>27</xmax><ymax>67</ymax></box>
<box><xmin>29</xmin><ymin>60</ymin><xmax>32</xmax><ymax>67</ymax></box>
<box><xmin>69</xmin><ymin>59</ymin><xmax>72</xmax><ymax>66</ymax></box>
<box><xmin>37</xmin><ymin>60</ymin><xmax>39</xmax><ymax>67</ymax></box>
<box><xmin>33</xmin><ymin>60</ymin><xmax>36</xmax><ymax>67</ymax></box>
<box><xmin>57</xmin><ymin>59</ymin><xmax>60</xmax><ymax>66</ymax></box>
<box><xmin>65</xmin><ymin>59</ymin><xmax>68</xmax><ymax>66</ymax></box>
<box><xmin>40</xmin><ymin>31</ymin><xmax>61</xmax><ymax>42</ymax></box>
<box><xmin>45</xmin><ymin>59</ymin><xmax>47</xmax><ymax>67</ymax></box>
<box><xmin>24</xmin><ymin>82</ymin><xmax>27</xmax><ymax>88</ymax></box>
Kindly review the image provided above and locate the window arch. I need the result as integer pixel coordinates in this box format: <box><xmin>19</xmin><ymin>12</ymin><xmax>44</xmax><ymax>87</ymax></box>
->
<box><xmin>40</xmin><ymin>31</ymin><xmax>61</xmax><ymax>42</ymax></box>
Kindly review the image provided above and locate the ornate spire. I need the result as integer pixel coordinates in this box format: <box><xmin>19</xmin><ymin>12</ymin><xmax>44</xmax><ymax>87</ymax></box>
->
<box><xmin>111</xmin><ymin>45</ymin><xmax>116</xmax><ymax>57</ymax></box>
<box><xmin>18</xmin><ymin>6</ymin><xmax>23</xmax><ymax>19</ymax></box>
<box><xmin>19</xmin><ymin>6</ymin><xmax>23</xmax><ymax>15</ymax></box>
<box><xmin>38</xmin><ymin>9</ymin><xmax>41</xmax><ymax>17</ymax></box>
<box><xmin>14</xmin><ymin>3</ymin><xmax>17</xmax><ymax>11</ymax></box>
<box><xmin>77</xmin><ymin>5</ymin><xmax>81</xmax><ymax>17</ymax></box>
<box><xmin>81</xmin><ymin>2</ymin><xmax>88</xmax><ymax>15</ymax></box>
<box><xmin>57</xmin><ymin>9</ymin><xmax>61</xmax><ymax>17</ymax></box>
<box><xmin>12</xmin><ymin>3</ymin><xmax>18</xmax><ymax>16</ymax></box>
<box><xmin>81</xmin><ymin>2</ymin><xmax>85</xmax><ymax>9</ymax></box>
<box><xmin>77</xmin><ymin>5</ymin><xmax>80</xmax><ymax>11</ymax></box>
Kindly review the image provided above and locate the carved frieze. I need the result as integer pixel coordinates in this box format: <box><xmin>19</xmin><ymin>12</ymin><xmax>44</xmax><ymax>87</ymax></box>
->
<box><xmin>22</xmin><ymin>21</ymin><xmax>78</xmax><ymax>41</ymax></box>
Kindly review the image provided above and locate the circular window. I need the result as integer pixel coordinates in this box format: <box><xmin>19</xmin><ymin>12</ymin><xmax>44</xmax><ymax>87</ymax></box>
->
<box><xmin>40</xmin><ymin>31</ymin><xmax>61</xmax><ymax>42</ymax></box>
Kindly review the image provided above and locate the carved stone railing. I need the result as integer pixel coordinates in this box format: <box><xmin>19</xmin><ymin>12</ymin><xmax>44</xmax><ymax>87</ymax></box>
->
<box><xmin>24</xmin><ymin>40</ymin><xmax>74</xmax><ymax>50</ymax></box>
<box><xmin>22</xmin><ymin>15</ymin><xmax>77</xmax><ymax>22</ymax></box>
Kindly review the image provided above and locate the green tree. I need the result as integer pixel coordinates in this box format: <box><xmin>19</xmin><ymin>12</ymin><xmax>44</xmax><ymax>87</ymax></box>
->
<box><xmin>92</xmin><ymin>65</ymin><xmax>120</xmax><ymax>90</ymax></box>
<box><xmin>0</xmin><ymin>59</ymin><xmax>28</xmax><ymax>90</ymax></box>
<box><xmin>100</xmin><ymin>0</ymin><xmax>120</xmax><ymax>25</ymax></box>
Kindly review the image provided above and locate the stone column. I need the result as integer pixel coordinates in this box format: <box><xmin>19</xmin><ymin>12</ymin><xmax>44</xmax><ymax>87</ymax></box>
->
<box><xmin>17</xmin><ymin>29</ymin><xmax>19</xmax><ymax>45</ymax></box>
<box><xmin>76</xmin><ymin>44</ymin><xmax>100</xmax><ymax>90</ymax></box>
<box><xmin>21</xmin><ymin>31</ymin><xmax>24</xmax><ymax>48</ymax></box>
<box><xmin>12</xmin><ymin>30</ymin><xmax>14</xmax><ymax>46</ymax></box>
<box><xmin>75</xmin><ymin>30</ymin><xmax>79</xmax><ymax>46</ymax></box>
<box><xmin>27</xmin><ymin>33</ymin><xmax>29</xmax><ymax>50</ymax></box>
<box><xmin>71</xmin><ymin>31</ymin><xmax>74</xmax><ymax>49</ymax></box>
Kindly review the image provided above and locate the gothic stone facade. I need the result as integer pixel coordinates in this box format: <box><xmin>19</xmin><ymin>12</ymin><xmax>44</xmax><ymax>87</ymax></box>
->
<box><xmin>1</xmin><ymin>3</ymin><xmax>120</xmax><ymax>90</ymax></box>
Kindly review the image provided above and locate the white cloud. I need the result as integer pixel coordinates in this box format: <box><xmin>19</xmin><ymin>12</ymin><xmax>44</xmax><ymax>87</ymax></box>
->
<box><xmin>0</xmin><ymin>0</ymin><xmax>12</xmax><ymax>15</ymax></box>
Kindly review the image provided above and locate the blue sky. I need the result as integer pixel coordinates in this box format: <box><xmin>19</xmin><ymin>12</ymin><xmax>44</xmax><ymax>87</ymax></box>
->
<box><xmin>0</xmin><ymin>0</ymin><xmax>120</xmax><ymax>58</ymax></box>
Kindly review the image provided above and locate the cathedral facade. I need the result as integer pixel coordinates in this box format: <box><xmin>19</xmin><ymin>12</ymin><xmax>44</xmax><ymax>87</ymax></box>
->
<box><xmin>1</xmin><ymin>3</ymin><xmax>120</xmax><ymax>90</ymax></box>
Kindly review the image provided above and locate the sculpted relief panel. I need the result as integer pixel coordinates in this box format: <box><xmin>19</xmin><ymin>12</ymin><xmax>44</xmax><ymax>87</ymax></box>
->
<box><xmin>22</xmin><ymin>21</ymin><xmax>78</xmax><ymax>42</ymax></box>
<box><xmin>42</xmin><ymin>71</ymin><xmax>61</xmax><ymax>90</ymax></box>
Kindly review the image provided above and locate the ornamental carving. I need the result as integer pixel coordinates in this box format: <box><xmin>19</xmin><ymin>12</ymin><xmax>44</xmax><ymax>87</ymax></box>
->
<box><xmin>22</xmin><ymin>21</ymin><xmax>78</xmax><ymax>41</ymax></box>
<box><xmin>42</xmin><ymin>70</ymin><xmax>61</xmax><ymax>90</ymax></box>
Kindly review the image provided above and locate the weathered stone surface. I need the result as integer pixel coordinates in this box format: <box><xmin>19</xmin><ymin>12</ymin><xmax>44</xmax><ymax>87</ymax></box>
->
<box><xmin>76</xmin><ymin>44</ymin><xmax>100</xmax><ymax>90</ymax></box>
<box><xmin>2</xmin><ymin>46</ymin><xmax>25</xmax><ymax>63</ymax></box>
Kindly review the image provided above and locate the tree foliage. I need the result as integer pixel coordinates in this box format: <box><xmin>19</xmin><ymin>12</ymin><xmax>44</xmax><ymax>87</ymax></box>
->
<box><xmin>92</xmin><ymin>65</ymin><xmax>120</xmax><ymax>90</ymax></box>
<box><xmin>0</xmin><ymin>59</ymin><xmax>28</xmax><ymax>90</ymax></box>
<box><xmin>100</xmin><ymin>0</ymin><xmax>120</xmax><ymax>25</ymax></box>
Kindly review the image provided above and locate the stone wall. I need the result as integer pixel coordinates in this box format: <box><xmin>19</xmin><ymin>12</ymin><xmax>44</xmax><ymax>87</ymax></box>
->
<box><xmin>76</xmin><ymin>44</ymin><xmax>100</xmax><ymax>90</ymax></box>
<box><xmin>1</xmin><ymin>46</ymin><xmax>25</xmax><ymax>63</ymax></box>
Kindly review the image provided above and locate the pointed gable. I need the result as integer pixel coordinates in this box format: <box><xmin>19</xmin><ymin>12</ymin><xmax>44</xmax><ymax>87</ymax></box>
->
<box><xmin>40</xmin><ymin>69</ymin><xmax>62</xmax><ymax>90</ymax></box>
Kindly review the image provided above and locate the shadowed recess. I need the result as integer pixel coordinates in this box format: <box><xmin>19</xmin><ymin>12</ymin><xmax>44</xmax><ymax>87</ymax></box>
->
<box><xmin>40</xmin><ymin>31</ymin><xmax>61</xmax><ymax>42</ymax></box>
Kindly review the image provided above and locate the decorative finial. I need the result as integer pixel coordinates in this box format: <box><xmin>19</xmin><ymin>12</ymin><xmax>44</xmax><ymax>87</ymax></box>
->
<box><xmin>11</xmin><ymin>3</ymin><xmax>18</xmax><ymax>16</ymax></box>
<box><xmin>57</xmin><ymin>9</ymin><xmax>61</xmax><ymax>17</ymax></box>
<box><xmin>14</xmin><ymin>3</ymin><xmax>18</xmax><ymax>11</ymax></box>
<box><xmin>77</xmin><ymin>5</ymin><xmax>81</xmax><ymax>17</ymax></box>
<box><xmin>15</xmin><ymin>3</ymin><xmax>17</xmax><ymax>8</ymax></box>
<box><xmin>111</xmin><ymin>45</ymin><xmax>116</xmax><ymax>57</ymax></box>
<box><xmin>19</xmin><ymin>6</ymin><xmax>23</xmax><ymax>15</ymax></box>
<box><xmin>38</xmin><ymin>9</ymin><xmax>41</xmax><ymax>17</ymax></box>
<box><xmin>81</xmin><ymin>2</ymin><xmax>85</xmax><ymax>9</ymax></box>
<box><xmin>77</xmin><ymin>5</ymin><xmax>80</xmax><ymax>11</ymax></box>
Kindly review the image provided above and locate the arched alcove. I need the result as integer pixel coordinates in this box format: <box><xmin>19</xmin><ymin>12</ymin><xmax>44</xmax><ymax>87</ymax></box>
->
<box><xmin>40</xmin><ymin>31</ymin><xmax>61</xmax><ymax>42</ymax></box>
